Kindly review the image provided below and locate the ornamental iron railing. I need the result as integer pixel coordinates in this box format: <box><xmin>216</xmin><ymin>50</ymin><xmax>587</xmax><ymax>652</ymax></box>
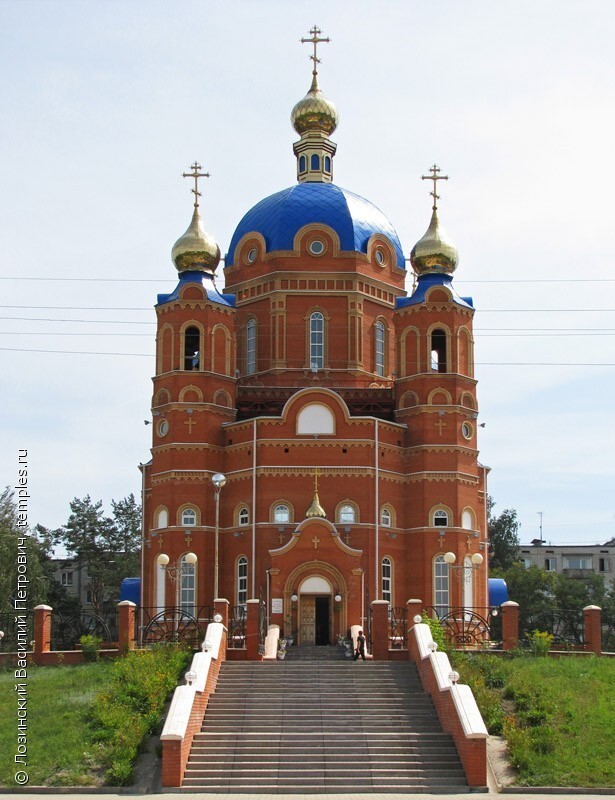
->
<box><xmin>520</xmin><ymin>608</ymin><xmax>584</xmax><ymax>649</ymax></box>
<box><xmin>138</xmin><ymin>605</ymin><xmax>213</xmax><ymax>648</ymax></box>
<box><xmin>51</xmin><ymin>610</ymin><xmax>117</xmax><ymax>651</ymax></box>
<box><xmin>389</xmin><ymin>606</ymin><xmax>407</xmax><ymax>649</ymax></box>
<box><xmin>425</xmin><ymin>606</ymin><xmax>501</xmax><ymax>649</ymax></box>
<box><xmin>227</xmin><ymin>605</ymin><xmax>246</xmax><ymax>649</ymax></box>
<box><xmin>258</xmin><ymin>587</ymin><xmax>267</xmax><ymax>656</ymax></box>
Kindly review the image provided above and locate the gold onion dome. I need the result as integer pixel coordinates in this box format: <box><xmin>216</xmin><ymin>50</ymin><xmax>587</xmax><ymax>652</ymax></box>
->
<box><xmin>291</xmin><ymin>74</ymin><xmax>338</xmax><ymax>136</ymax></box>
<box><xmin>410</xmin><ymin>208</ymin><xmax>459</xmax><ymax>276</ymax></box>
<box><xmin>306</xmin><ymin>488</ymin><xmax>326</xmax><ymax>519</ymax></box>
<box><xmin>172</xmin><ymin>205</ymin><xmax>221</xmax><ymax>274</ymax></box>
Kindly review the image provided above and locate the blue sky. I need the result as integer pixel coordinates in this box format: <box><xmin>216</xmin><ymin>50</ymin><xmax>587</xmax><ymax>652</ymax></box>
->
<box><xmin>1</xmin><ymin>0</ymin><xmax>614</xmax><ymax>545</ymax></box>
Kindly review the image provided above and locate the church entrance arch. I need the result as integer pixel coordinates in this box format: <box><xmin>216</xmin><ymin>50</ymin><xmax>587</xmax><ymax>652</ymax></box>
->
<box><xmin>284</xmin><ymin>563</ymin><xmax>348</xmax><ymax>646</ymax></box>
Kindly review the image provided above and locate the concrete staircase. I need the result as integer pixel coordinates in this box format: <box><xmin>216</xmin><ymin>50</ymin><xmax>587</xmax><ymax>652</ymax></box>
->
<box><xmin>183</xmin><ymin>657</ymin><xmax>468</xmax><ymax>793</ymax></box>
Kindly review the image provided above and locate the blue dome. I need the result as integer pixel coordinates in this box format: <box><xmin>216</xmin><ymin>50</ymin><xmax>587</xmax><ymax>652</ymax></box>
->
<box><xmin>226</xmin><ymin>183</ymin><xmax>405</xmax><ymax>268</ymax></box>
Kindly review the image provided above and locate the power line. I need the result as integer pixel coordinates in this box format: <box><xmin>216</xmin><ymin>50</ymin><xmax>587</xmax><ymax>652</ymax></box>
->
<box><xmin>0</xmin><ymin>316</ymin><xmax>154</xmax><ymax>325</ymax></box>
<box><xmin>0</xmin><ymin>331</ymin><xmax>151</xmax><ymax>336</ymax></box>
<box><xmin>0</xmin><ymin>347</ymin><xmax>153</xmax><ymax>357</ymax></box>
<box><xmin>2</xmin><ymin>276</ymin><xmax>615</xmax><ymax>284</ymax></box>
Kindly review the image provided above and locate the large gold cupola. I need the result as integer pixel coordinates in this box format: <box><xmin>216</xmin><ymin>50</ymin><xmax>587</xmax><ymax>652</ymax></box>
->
<box><xmin>410</xmin><ymin>164</ymin><xmax>458</xmax><ymax>276</ymax></box>
<box><xmin>291</xmin><ymin>26</ymin><xmax>338</xmax><ymax>184</ymax></box>
<box><xmin>171</xmin><ymin>161</ymin><xmax>221</xmax><ymax>274</ymax></box>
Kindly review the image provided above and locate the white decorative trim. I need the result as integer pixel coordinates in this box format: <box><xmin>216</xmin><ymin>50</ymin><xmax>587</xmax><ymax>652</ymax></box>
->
<box><xmin>450</xmin><ymin>684</ymin><xmax>489</xmax><ymax>739</ymax></box>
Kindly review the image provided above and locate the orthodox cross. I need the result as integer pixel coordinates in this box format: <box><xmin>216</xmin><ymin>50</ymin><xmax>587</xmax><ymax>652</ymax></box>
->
<box><xmin>344</xmin><ymin>533</ymin><xmax>351</xmax><ymax>545</ymax></box>
<box><xmin>185</xmin><ymin>531</ymin><xmax>192</xmax><ymax>547</ymax></box>
<box><xmin>182</xmin><ymin>161</ymin><xmax>210</xmax><ymax>208</ymax></box>
<box><xmin>184</xmin><ymin>417</ymin><xmax>196</xmax><ymax>434</ymax></box>
<box><xmin>301</xmin><ymin>25</ymin><xmax>330</xmax><ymax>76</ymax></box>
<box><xmin>434</xmin><ymin>417</ymin><xmax>447</xmax><ymax>436</ymax></box>
<box><xmin>421</xmin><ymin>163</ymin><xmax>449</xmax><ymax>211</ymax></box>
<box><xmin>278</xmin><ymin>532</ymin><xmax>285</xmax><ymax>545</ymax></box>
<box><xmin>312</xmin><ymin>535</ymin><xmax>321</xmax><ymax>549</ymax></box>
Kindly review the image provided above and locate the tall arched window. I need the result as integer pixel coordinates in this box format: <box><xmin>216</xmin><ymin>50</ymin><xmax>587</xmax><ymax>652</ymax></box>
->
<box><xmin>184</xmin><ymin>326</ymin><xmax>201</xmax><ymax>371</ymax></box>
<box><xmin>274</xmin><ymin>504</ymin><xmax>290</xmax><ymax>524</ymax></box>
<box><xmin>237</xmin><ymin>556</ymin><xmax>248</xmax><ymax>607</ymax></box>
<box><xmin>338</xmin><ymin>504</ymin><xmax>356</xmax><ymax>524</ymax></box>
<box><xmin>309</xmin><ymin>312</ymin><xmax>325</xmax><ymax>370</ymax></box>
<box><xmin>324</xmin><ymin>156</ymin><xmax>331</xmax><ymax>172</ymax></box>
<box><xmin>180</xmin><ymin>555</ymin><xmax>196</xmax><ymax>614</ymax></box>
<box><xmin>375</xmin><ymin>320</ymin><xmax>385</xmax><ymax>377</ymax></box>
<box><xmin>430</xmin><ymin>328</ymin><xmax>447</xmax><ymax>373</ymax></box>
<box><xmin>434</xmin><ymin>555</ymin><xmax>449</xmax><ymax>616</ymax></box>
<box><xmin>181</xmin><ymin>508</ymin><xmax>197</xmax><ymax>527</ymax></box>
<box><xmin>246</xmin><ymin>318</ymin><xmax>257</xmax><ymax>375</ymax></box>
<box><xmin>382</xmin><ymin>557</ymin><xmax>392</xmax><ymax>605</ymax></box>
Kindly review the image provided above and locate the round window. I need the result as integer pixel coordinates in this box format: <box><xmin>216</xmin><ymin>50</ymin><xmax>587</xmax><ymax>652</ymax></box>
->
<box><xmin>158</xmin><ymin>419</ymin><xmax>169</xmax><ymax>437</ymax></box>
<box><xmin>375</xmin><ymin>248</ymin><xmax>386</xmax><ymax>265</ymax></box>
<box><xmin>461</xmin><ymin>422</ymin><xmax>473</xmax><ymax>440</ymax></box>
<box><xmin>308</xmin><ymin>239</ymin><xmax>325</xmax><ymax>256</ymax></box>
<box><xmin>246</xmin><ymin>247</ymin><xmax>257</xmax><ymax>264</ymax></box>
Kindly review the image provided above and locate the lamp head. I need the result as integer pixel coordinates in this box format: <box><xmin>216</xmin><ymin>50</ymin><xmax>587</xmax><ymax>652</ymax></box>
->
<box><xmin>471</xmin><ymin>552</ymin><xmax>484</xmax><ymax>566</ymax></box>
<box><xmin>184</xmin><ymin>551</ymin><xmax>198</xmax><ymax>565</ymax></box>
<box><xmin>212</xmin><ymin>472</ymin><xmax>227</xmax><ymax>489</ymax></box>
<box><xmin>444</xmin><ymin>551</ymin><xmax>456</xmax><ymax>565</ymax></box>
<box><xmin>213</xmin><ymin>613</ymin><xmax>222</xmax><ymax>623</ymax></box>
<box><xmin>185</xmin><ymin>669</ymin><xmax>197</xmax><ymax>686</ymax></box>
<box><xmin>157</xmin><ymin>553</ymin><xmax>170</xmax><ymax>567</ymax></box>
<box><xmin>413</xmin><ymin>614</ymin><xmax>423</xmax><ymax>625</ymax></box>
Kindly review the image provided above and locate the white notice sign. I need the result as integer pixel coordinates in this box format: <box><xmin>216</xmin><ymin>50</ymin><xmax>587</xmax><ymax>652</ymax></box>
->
<box><xmin>271</xmin><ymin>598</ymin><xmax>283</xmax><ymax>614</ymax></box>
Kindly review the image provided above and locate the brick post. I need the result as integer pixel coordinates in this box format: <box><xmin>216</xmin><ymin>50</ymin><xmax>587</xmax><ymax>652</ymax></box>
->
<box><xmin>370</xmin><ymin>600</ymin><xmax>390</xmax><ymax>660</ymax></box>
<box><xmin>33</xmin><ymin>605</ymin><xmax>52</xmax><ymax>664</ymax></box>
<box><xmin>214</xmin><ymin>598</ymin><xmax>230</xmax><ymax>628</ymax></box>
<box><xmin>117</xmin><ymin>600</ymin><xmax>137</xmax><ymax>653</ymax></box>
<box><xmin>246</xmin><ymin>598</ymin><xmax>262</xmax><ymax>661</ymax></box>
<box><xmin>501</xmin><ymin>601</ymin><xmax>520</xmax><ymax>651</ymax></box>
<box><xmin>583</xmin><ymin>605</ymin><xmax>602</xmax><ymax>655</ymax></box>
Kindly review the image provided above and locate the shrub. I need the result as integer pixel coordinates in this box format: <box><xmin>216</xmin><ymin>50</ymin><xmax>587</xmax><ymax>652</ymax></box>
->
<box><xmin>527</xmin><ymin>630</ymin><xmax>554</xmax><ymax>657</ymax></box>
<box><xmin>421</xmin><ymin>611</ymin><xmax>448</xmax><ymax>653</ymax></box>
<box><xmin>80</xmin><ymin>635</ymin><xmax>102</xmax><ymax>662</ymax></box>
<box><xmin>90</xmin><ymin>643</ymin><xmax>191</xmax><ymax>785</ymax></box>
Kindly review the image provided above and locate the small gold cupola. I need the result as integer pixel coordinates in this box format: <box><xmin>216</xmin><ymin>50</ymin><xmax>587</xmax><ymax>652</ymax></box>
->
<box><xmin>291</xmin><ymin>26</ymin><xmax>338</xmax><ymax>184</ymax></box>
<box><xmin>171</xmin><ymin>161</ymin><xmax>221</xmax><ymax>274</ymax></box>
<box><xmin>410</xmin><ymin>164</ymin><xmax>459</xmax><ymax>276</ymax></box>
<box><xmin>305</xmin><ymin>469</ymin><xmax>326</xmax><ymax>518</ymax></box>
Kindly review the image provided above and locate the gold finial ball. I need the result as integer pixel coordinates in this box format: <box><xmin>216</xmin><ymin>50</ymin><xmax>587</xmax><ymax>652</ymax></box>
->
<box><xmin>410</xmin><ymin>210</ymin><xmax>458</xmax><ymax>276</ymax></box>
<box><xmin>291</xmin><ymin>82</ymin><xmax>338</xmax><ymax>136</ymax></box>
<box><xmin>172</xmin><ymin>207</ymin><xmax>221</xmax><ymax>274</ymax></box>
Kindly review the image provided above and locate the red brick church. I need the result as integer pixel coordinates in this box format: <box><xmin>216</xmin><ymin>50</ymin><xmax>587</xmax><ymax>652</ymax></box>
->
<box><xmin>140</xmin><ymin>29</ymin><xmax>489</xmax><ymax>645</ymax></box>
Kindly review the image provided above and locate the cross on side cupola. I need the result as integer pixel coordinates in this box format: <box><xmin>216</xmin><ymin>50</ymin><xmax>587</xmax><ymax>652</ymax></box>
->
<box><xmin>421</xmin><ymin>163</ymin><xmax>449</xmax><ymax>211</ymax></box>
<box><xmin>182</xmin><ymin>161</ymin><xmax>210</xmax><ymax>208</ymax></box>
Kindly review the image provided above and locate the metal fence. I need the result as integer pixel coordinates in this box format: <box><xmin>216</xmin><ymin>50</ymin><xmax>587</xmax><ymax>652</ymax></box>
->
<box><xmin>425</xmin><ymin>606</ymin><xmax>502</xmax><ymax>649</ymax></box>
<box><xmin>0</xmin><ymin>611</ymin><xmax>34</xmax><ymax>650</ymax></box>
<box><xmin>227</xmin><ymin>605</ymin><xmax>246</xmax><ymax>649</ymax></box>
<box><xmin>137</xmin><ymin>605</ymin><xmax>213</xmax><ymax>648</ymax></box>
<box><xmin>389</xmin><ymin>606</ymin><xmax>408</xmax><ymax>649</ymax></box>
<box><xmin>520</xmin><ymin>608</ymin><xmax>585</xmax><ymax>649</ymax></box>
<box><xmin>51</xmin><ymin>610</ymin><xmax>118</xmax><ymax>650</ymax></box>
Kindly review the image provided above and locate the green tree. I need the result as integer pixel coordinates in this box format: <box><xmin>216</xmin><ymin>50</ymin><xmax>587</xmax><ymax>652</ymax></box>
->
<box><xmin>0</xmin><ymin>487</ymin><xmax>49</xmax><ymax>613</ymax></box>
<box><xmin>488</xmin><ymin>496</ymin><xmax>521</xmax><ymax>570</ymax></box>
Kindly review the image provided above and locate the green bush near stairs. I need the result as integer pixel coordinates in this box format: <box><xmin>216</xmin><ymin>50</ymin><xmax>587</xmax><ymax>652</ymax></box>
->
<box><xmin>91</xmin><ymin>643</ymin><xmax>191</xmax><ymax>785</ymax></box>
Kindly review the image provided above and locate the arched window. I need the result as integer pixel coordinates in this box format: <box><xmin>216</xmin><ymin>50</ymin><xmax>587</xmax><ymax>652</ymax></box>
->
<box><xmin>434</xmin><ymin>555</ymin><xmax>450</xmax><ymax>615</ymax></box>
<box><xmin>246</xmin><ymin>318</ymin><xmax>257</xmax><ymax>375</ymax></box>
<box><xmin>434</xmin><ymin>509</ymin><xmax>448</xmax><ymax>527</ymax></box>
<box><xmin>338</xmin><ymin>504</ymin><xmax>356</xmax><ymax>524</ymax></box>
<box><xmin>310</xmin><ymin>154</ymin><xmax>320</xmax><ymax>170</ymax></box>
<box><xmin>299</xmin><ymin>155</ymin><xmax>306</xmax><ymax>173</ymax></box>
<box><xmin>309</xmin><ymin>312</ymin><xmax>325</xmax><ymax>370</ymax></box>
<box><xmin>324</xmin><ymin>156</ymin><xmax>331</xmax><ymax>172</ymax></box>
<box><xmin>238</xmin><ymin>506</ymin><xmax>250</xmax><ymax>526</ymax></box>
<box><xmin>180</xmin><ymin>554</ymin><xmax>196</xmax><ymax>614</ymax></box>
<box><xmin>237</xmin><ymin>556</ymin><xmax>248</xmax><ymax>607</ymax></box>
<box><xmin>380</xmin><ymin>507</ymin><xmax>392</xmax><ymax>527</ymax></box>
<box><xmin>184</xmin><ymin>326</ymin><xmax>201</xmax><ymax>371</ymax></box>
<box><xmin>430</xmin><ymin>328</ymin><xmax>447</xmax><ymax>373</ymax></box>
<box><xmin>375</xmin><ymin>320</ymin><xmax>386</xmax><ymax>376</ymax></box>
<box><xmin>382</xmin><ymin>557</ymin><xmax>392</xmax><ymax>605</ymax></box>
<box><xmin>274</xmin><ymin>504</ymin><xmax>290</xmax><ymax>524</ymax></box>
<box><xmin>181</xmin><ymin>508</ymin><xmax>197</xmax><ymax>527</ymax></box>
<box><xmin>156</xmin><ymin>508</ymin><xmax>168</xmax><ymax>529</ymax></box>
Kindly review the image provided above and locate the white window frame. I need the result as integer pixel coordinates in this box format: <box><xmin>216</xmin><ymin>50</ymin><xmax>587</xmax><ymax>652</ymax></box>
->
<box><xmin>238</xmin><ymin>506</ymin><xmax>250</xmax><ymax>526</ymax></box>
<box><xmin>274</xmin><ymin>504</ymin><xmax>291</xmax><ymax>524</ymax></box>
<box><xmin>434</xmin><ymin>509</ymin><xmax>448</xmax><ymax>527</ymax></box>
<box><xmin>375</xmin><ymin>320</ymin><xmax>385</xmax><ymax>377</ymax></box>
<box><xmin>180</xmin><ymin>555</ymin><xmax>196</xmax><ymax>614</ymax></box>
<box><xmin>382</xmin><ymin>557</ymin><xmax>392</xmax><ymax>605</ymax></box>
<box><xmin>338</xmin><ymin>504</ymin><xmax>356</xmax><ymax>524</ymax></box>
<box><xmin>309</xmin><ymin>312</ymin><xmax>324</xmax><ymax>370</ymax></box>
<box><xmin>246</xmin><ymin>318</ymin><xmax>257</xmax><ymax>375</ymax></box>
<box><xmin>434</xmin><ymin>555</ymin><xmax>449</xmax><ymax>615</ymax></box>
<box><xmin>380</xmin><ymin>507</ymin><xmax>392</xmax><ymax>527</ymax></box>
<box><xmin>181</xmin><ymin>508</ymin><xmax>197</xmax><ymax>527</ymax></box>
<box><xmin>237</xmin><ymin>556</ymin><xmax>248</xmax><ymax>608</ymax></box>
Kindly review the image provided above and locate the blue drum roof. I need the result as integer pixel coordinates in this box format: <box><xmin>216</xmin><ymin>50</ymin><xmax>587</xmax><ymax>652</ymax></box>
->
<box><xmin>226</xmin><ymin>182</ymin><xmax>405</xmax><ymax>268</ymax></box>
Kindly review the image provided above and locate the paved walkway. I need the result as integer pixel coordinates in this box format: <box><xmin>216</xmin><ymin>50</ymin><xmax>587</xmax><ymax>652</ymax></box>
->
<box><xmin>9</xmin><ymin>793</ymin><xmax>615</xmax><ymax>799</ymax></box>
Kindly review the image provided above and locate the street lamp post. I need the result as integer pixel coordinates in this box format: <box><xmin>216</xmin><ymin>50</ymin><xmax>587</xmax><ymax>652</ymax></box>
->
<box><xmin>212</xmin><ymin>472</ymin><xmax>227</xmax><ymax>600</ymax></box>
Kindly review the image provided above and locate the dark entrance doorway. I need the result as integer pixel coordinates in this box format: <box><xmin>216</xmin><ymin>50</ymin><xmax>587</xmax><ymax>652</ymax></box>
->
<box><xmin>315</xmin><ymin>596</ymin><xmax>330</xmax><ymax>645</ymax></box>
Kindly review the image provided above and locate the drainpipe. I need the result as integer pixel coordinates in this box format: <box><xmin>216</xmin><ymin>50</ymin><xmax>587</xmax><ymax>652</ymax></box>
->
<box><xmin>252</xmin><ymin>418</ymin><xmax>257</xmax><ymax>599</ymax></box>
<box><xmin>375</xmin><ymin>418</ymin><xmax>380</xmax><ymax>600</ymax></box>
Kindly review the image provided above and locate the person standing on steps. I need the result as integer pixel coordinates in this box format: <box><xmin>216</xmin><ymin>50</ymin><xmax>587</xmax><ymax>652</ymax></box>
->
<box><xmin>353</xmin><ymin>630</ymin><xmax>366</xmax><ymax>661</ymax></box>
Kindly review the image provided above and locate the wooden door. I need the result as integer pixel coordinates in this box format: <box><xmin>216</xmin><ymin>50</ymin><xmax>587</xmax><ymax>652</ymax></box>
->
<box><xmin>300</xmin><ymin>596</ymin><xmax>315</xmax><ymax>644</ymax></box>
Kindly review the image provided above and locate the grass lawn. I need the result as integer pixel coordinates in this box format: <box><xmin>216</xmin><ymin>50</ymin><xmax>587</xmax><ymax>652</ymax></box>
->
<box><xmin>452</xmin><ymin>653</ymin><xmax>615</xmax><ymax>787</ymax></box>
<box><xmin>0</xmin><ymin>661</ymin><xmax>115</xmax><ymax>787</ymax></box>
